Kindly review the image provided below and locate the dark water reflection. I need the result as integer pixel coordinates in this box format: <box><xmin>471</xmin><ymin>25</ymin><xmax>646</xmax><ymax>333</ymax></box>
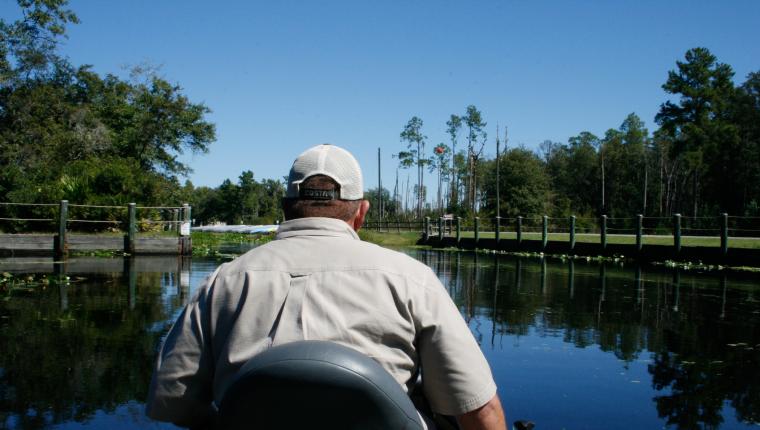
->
<box><xmin>0</xmin><ymin>252</ymin><xmax>758</xmax><ymax>429</ymax></box>
<box><xmin>410</xmin><ymin>250</ymin><xmax>760</xmax><ymax>430</ymax></box>
<box><xmin>0</xmin><ymin>257</ymin><xmax>215</xmax><ymax>430</ymax></box>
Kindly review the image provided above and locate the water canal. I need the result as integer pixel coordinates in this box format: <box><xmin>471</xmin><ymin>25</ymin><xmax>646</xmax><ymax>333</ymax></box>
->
<box><xmin>0</xmin><ymin>250</ymin><xmax>758</xmax><ymax>429</ymax></box>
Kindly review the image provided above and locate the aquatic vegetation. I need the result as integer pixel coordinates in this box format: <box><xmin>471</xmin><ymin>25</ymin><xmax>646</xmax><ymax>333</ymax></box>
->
<box><xmin>0</xmin><ymin>272</ymin><xmax>71</xmax><ymax>299</ymax></box>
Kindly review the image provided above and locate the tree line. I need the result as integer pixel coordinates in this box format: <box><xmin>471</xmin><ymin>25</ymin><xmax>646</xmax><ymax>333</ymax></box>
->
<box><xmin>380</xmin><ymin>47</ymin><xmax>760</xmax><ymax>222</ymax></box>
<box><xmin>0</xmin><ymin>0</ymin><xmax>284</xmax><ymax>228</ymax></box>
<box><xmin>2</xmin><ymin>2</ymin><xmax>759</xmax><ymax>229</ymax></box>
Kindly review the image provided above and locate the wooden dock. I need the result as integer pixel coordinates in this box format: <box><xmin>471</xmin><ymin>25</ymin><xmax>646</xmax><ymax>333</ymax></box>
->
<box><xmin>0</xmin><ymin>201</ymin><xmax>192</xmax><ymax>257</ymax></box>
<box><xmin>416</xmin><ymin>215</ymin><xmax>760</xmax><ymax>266</ymax></box>
<box><xmin>0</xmin><ymin>233</ymin><xmax>191</xmax><ymax>256</ymax></box>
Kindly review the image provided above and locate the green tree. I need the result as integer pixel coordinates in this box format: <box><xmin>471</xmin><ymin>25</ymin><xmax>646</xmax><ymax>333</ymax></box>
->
<box><xmin>619</xmin><ymin>113</ymin><xmax>650</xmax><ymax>215</ymax></box>
<box><xmin>238</xmin><ymin>170</ymin><xmax>259</xmax><ymax>224</ymax></box>
<box><xmin>365</xmin><ymin>187</ymin><xmax>396</xmax><ymax>219</ymax></box>
<box><xmin>0</xmin><ymin>0</ymin><xmax>79</xmax><ymax>83</ymax></box>
<box><xmin>112</xmin><ymin>72</ymin><xmax>214</xmax><ymax>176</ymax></box>
<box><xmin>597</xmin><ymin>114</ymin><xmax>651</xmax><ymax>218</ymax></box>
<box><xmin>399</xmin><ymin>116</ymin><xmax>429</xmax><ymax>218</ymax></box>
<box><xmin>257</xmin><ymin>178</ymin><xmax>285</xmax><ymax>224</ymax></box>
<box><xmin>561</xmin><ymin>131</ymin><xmax>601</xmax><ymax>215</ymax></box>
<box><xmin>0</xmin><ymin>0</ymin><xmax>215</xmax><ymax>226</ymax></box>
<box><xmin>655</xmin><ymin>47</ymin><xmax>739</xmax><ymax>216</ymax></box>
<box><xmin>462</xmin><ymin>105</ymin><xmax>486</xmax><ymax>214</ymax></box>
<box><xmin>732</xmin><ymin>71</ymin><xmax>760</xmax><ymax>214</ymax></box>
<box><xmin>431</xmin><ymin>143</ymin><xmax>450</xmax><ymax>214</ymax></box>
<box><xmin>445</xmin><ymin>114</ymin><xmax>462</xmax><ymax>210</ymax></box>
<box><xmin>481</xmin><ymin>147</ymin><xmax>550</xmax><ymax>218</ymax></box>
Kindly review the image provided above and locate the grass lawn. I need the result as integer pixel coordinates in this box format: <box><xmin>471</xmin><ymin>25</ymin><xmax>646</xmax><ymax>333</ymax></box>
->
<box><xmin>358</xmin><ymin>230</ymin><xmax>421</xmax><ymax>247</ymax></box>
<box><xmin>191</xmin><ymin>231</ymin><xmax>274</xmax><ymax>247</ymax></box>
<box><xmin>450</xmin><ymin>231</ymin><xmax>760</xmax><ymax>249</ymax></box>
<box><xmin>189</xmin><ymin>230</ymin><xmax>422</xmax><ymax>250</ymax></box>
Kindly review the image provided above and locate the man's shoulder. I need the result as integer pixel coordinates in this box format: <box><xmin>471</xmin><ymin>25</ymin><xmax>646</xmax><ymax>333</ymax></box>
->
<box><xmin>220</xmin><ymin>235</ymin><xmax>434</xmax><ymax>280</ymax></box>
<box><xmin>350</xmin><ymin>239</ymin><xmax>432</xmax><ymax>270</ymax></box>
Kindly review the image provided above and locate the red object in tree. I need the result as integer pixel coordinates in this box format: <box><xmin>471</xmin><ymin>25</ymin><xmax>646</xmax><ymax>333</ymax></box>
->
<box><xmin>434</xmin><ymin>146</ymin><xmax>445</xmax><ymax>154</ymax></box>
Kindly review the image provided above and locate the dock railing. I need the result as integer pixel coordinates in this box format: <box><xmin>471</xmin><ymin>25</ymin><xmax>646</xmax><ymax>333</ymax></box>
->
<box><xmin>0</xmin><ymin>201</ymin><xmax>191</xmax><ymax>256</ymax></box>
<box><xmin>366</xmin><ymin>213</ymin><xmax>760</xmax><ymax>255</ymax></box>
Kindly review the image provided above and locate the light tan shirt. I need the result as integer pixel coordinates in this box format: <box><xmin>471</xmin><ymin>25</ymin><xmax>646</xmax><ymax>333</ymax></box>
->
<box><xmin>147</xmin><ymin>217</ymin><xmax>496</xmax><ymax>424</ymax></box>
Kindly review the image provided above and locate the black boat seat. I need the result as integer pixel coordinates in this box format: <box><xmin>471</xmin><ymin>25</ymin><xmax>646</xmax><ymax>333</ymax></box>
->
<box><xmin>216</xmin><ymin>340</ymin><xmax>425</xmax><ymax>430</ymax></box>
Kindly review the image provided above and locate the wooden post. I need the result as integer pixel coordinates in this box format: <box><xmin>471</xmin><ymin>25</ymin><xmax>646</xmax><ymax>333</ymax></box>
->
<box><xmin>424</xmin><ymin>217</ymin><xmax>430</xmax><ymax>241</ymax></box>
<box><xmin>720</xmin><ymin>213</ymin><xmax>728</xmax><ymax>255</ymax></box>
<box><xmin>673</xmin><ymin>268</ymin><xmax>681</xmax><ymax>312</ymax></box>
<box><xmin>172</xmin><ymin>209</ymin><xmax>179</xmax><ymax>232</ymax></box>
<box><xmin>569</xmin><ymin>215</ymin><xmax>576</xmax><ymax>251</ymax></box>
<box><xmin>673</xmin><ymin>213</ymin><xmax>681</xmax><ymax>253</ymax></box>
<box><xmin>181</xmin><ymin>204</ymin><xmax>191</xmax><ymax>255</ymax></box>
<box><xmin>542</xmin><ymin>215</ymin><xmax>548</xmax><ymax>250</ymax></box>
<box><xmin>600</xmin><ymin>215</ymin><xmax>607</xmax><ymax>250</ymax></box>
<box><xmin>127</xmin><ymin>203</ymin><xmax>136</xmax><ymax>255</ymax></box>
<box><xmin>568</xmin><ymin>259</ymin><xmax>575</xmax><ymax>298</ymax></box>
<box><xmin>55</xmin><ymin>200</ymin><xmax>68</xmax><ymax>258</ymax></box>
<box><xmin>438</xmin><ymin>217</ymin><xmax>443</xmax><ymax>241</ymax></box>
<box><xmin>171</xmin><ymin>209</ymin><xmax>177</xmax><ymax>234</ymax></box>
<box><xmin>636</xmin><ymin>214</ymin><xmax>643</xmax><ymax>252</ymax></box>
<box><xmin>516</xmin><ymin>216</ymin><xmax>523</xmax><ymax>246</ymax></box>
<box><xmin>127</xmin><ymin>256</ymin><xmax>136</xmax><ymax>310</ymax></box>
<box><xmin>182</xmin><ymin>204</ymin><xmax>190</xmax><ymax>231</ymax></box>
<box><xmin>495</xmin><ymin>216</ymin><xmax>500</xmax><ymax>243</ymax></box>
<box><xmin>456</xmin><ymin>217</ymin><xmax>461</xmax><ymax>244</ymax></box>
<box><xmin>474</xmin><ymin>217</ymin><xmax>480</xmax><ymax>244</ymax></box>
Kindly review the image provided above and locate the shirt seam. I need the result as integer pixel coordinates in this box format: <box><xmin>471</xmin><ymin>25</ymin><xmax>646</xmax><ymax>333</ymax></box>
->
<box><xmin>215</xmin><ymin>267</ymin><xmax>432</xmax><ymax>289</ymax></box>
<box><xmin>436</xmin><ymin>379</ymin><xmax>497</xmax><ymax>416</ymax></box>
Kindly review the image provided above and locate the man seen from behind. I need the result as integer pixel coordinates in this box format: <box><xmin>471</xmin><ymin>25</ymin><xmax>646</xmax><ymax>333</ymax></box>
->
<box><xmin>146</xmin><ymin>143</ymin><xmax>507</xmax><ymax>429</ymax></box>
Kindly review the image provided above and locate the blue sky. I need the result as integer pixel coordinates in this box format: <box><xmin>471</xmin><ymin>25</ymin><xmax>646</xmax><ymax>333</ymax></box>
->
<box><xmin>4</xmin><ymin>0</ymin><xmax>760</xmax><ymax>195</ymax></box>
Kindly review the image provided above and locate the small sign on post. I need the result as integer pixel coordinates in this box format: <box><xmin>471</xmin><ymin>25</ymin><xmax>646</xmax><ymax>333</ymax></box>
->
<box><xmin>181</xmin><ymin>203</ymin><xmax>191</xmax><ymax>236</ymax></box>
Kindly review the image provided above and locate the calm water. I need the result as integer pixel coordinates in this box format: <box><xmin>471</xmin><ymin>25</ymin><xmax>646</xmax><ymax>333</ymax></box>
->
<box><xmin>1</xmin><ymin>251</ymin><xmax>759</xmax><ymax>429</ymax></box>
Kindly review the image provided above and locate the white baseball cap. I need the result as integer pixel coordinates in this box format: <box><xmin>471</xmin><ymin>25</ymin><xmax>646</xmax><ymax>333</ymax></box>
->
<box><xmin>286</xmin><ymin>144</ymin><xmax>364</xmax><ymax>200</ymax></box>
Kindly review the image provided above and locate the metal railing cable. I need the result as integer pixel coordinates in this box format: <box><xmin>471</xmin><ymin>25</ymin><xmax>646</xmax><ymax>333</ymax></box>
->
<box><xmin>68</xmin><ymin>204</ymin><xmax>126</xmax><ymax>209</ymax></box>
<box><xmin>1</xmin><ymin>201</ymin><xmax>189</xmax><ymax>234</ymax></box>
<box><xmin>0</xmin><ymin>202</ymin><xmax>58</xmax><ymax>207</ymax></box>
<box><xmin>0</xmin><ymin>217</ymin><xmax>54</xmax><ymax>222</ymax></box>
<box><xmin>67</xmin><ymin>219</ymin><xmax>123</xmax><ymax>224</ymax></box>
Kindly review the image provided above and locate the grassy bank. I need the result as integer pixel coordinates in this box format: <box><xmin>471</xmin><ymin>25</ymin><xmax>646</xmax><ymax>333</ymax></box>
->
<box><xmin>190</xmin><ymin>230</ymin><xmax>420</xmax><ymax>255</ymax></box>
<box><xmin>456</xmin><ymin>231</ymin><xmax>760</xmax><ymax>249</ymax></box>
<box><xmin>358</xmin><ymin>230</ymin><xmax>422</xmax><ymax>248</ymax></box>
<box><xmin>191</xmin><ymin>231</ymin><xmax>274</xmax><ymax>257</ymax></box>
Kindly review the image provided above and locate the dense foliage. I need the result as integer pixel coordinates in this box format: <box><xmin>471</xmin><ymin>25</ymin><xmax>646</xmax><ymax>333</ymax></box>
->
<box><xmin>3</xmin><ymin>2</ymin><xmax>759</xmax><ymax>228</ymax></box>
<box><xmin>0</xmin><ymin>1</ymin><xmax>214</xmax><ymax>210</ymax></box>
<box><xmin>391</xmin><ymin>48</ymin><xmax>760</xmax><ymax>220</ymax></box>
<box><xmin>190</xmin><ymin>171</ymin><xmax>285</xmax><ymax>225</ymax></box>
<box><xmin>0</xmin><ymin>1</ymin><xmax>287</xmax><ymax>228</ymax></box>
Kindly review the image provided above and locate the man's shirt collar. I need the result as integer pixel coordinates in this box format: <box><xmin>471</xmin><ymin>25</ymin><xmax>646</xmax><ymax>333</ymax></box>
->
<box><xmin>275</xmin><ymin>217</ymin><xmax>360</xmax><ymax>241</ymax></box>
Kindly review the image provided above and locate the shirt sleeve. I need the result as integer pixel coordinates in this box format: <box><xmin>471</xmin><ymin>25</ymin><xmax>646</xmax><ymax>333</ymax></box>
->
<box><xmin>414</xmin><ymin>268</ymin><xmax>497</xmax><ymax>416</ymax></box>
<box><xmin>145</xmin><ymin>266</ymin><xmax>221</xmax><ymax>427</ymax></box>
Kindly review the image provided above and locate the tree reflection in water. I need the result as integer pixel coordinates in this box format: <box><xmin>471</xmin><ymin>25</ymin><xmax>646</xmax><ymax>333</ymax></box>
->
<box><xmin>0</xmin><ymin>252</ymin><xmax>758</xmax><ymax>429</ymax></box>
<box><xmin>415</xmin><ymin>250</ymin><xmax>760</xmax><ymax>429</ymax></box>
<box><xmin>0</xmin><ymin>257</ymin><xmax>194</xmax><ymax>429</ymax></box>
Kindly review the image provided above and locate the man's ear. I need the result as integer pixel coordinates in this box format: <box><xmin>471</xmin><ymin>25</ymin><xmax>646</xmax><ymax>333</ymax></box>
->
<box><xmin>351</xmin><ymin>200</ymin><xmax>370</xmax><ymax>232</ymax></box>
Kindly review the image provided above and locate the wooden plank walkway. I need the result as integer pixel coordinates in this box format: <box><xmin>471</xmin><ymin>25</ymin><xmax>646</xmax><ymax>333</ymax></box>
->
<box><xmin>0</xmin><ymin>201</ymin><xmax>192</xmax><ymax>257</ymax></box>
<box><xmin>0</xmin><ymin>234</ymin><xmax>191</xmax><ymax>256</ymax></box>
<box><xmin>423</xmin><ymin>236</ymin><xmax>760</xmax><ymax>266</ymax></box>
<box><xmin>0</xmin><ymin>255</ymin><xmax>190</xmax><ymax>274</ymax></box>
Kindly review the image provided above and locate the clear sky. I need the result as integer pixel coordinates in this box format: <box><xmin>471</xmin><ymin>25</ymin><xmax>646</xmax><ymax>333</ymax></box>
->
<box><xmin>4</xmin><ymin>0</ymin><xmax>760</xmax><ymax>196</ymax></box>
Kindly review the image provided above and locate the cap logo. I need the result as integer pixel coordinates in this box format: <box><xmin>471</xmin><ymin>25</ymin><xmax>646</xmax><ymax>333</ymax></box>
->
<box><xmin>286</xmin><ymin>144</ymin><xmax>364</xmax><ymax>200</ymax></box>
<box><xmin>299</xmin><ymin>188</ymin><xmax>338</xmax><ymax>200</ymax></box>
